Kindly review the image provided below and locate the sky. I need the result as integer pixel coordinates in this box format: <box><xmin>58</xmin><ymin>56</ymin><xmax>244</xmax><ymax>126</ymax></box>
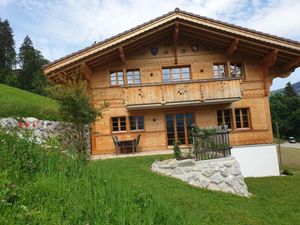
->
<box><xmin>0</xmin><ymin>0</ymin><xmax>300</xmax><ymax>90</ymax></box>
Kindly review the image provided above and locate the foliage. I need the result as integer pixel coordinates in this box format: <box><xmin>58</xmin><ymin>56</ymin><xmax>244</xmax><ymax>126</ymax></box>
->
<box><xmin>0</xmin><ymin>18</ymin><xmax>16</xmax><ymax>84</ymax></box>
<box><xmin>1</xmin><ymin>131</ymin><xmax>300</xmax><ymax>224</ymax></box>
<box><xmin>173</xmin><ymin>142</ymin><xmax>181</xmax><ymax>160</ymax></box>
<box><xmin>0</xmin><ymin>83</ymin><xmax>60</xmax><ymax>120</ymax></box>
<box><xmin>0</xmin><ymin>130</ymin><xmax>184</xmax><ymax>225</ymax></box>
<box><xmin>18</xmin><ymin>36</ymin><xmax>49</xmax><ymax>94</ymax></box>
<box><xmin>47</xmin><ymin>80</ymin><xmax>108</xmax><ymax>157</ymax></box>
<box><xmin>284</xmin><ymin>82</ymin><xmax>298</xmax><ymax>97</ymax></box>
<box><xmin>270</xmin><ymin>83</ymin><xmax>300</xmax><ymax>139</ymax></box>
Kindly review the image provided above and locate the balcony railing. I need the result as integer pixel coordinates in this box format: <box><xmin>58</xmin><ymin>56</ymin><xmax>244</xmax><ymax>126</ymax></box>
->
<box><xmin>122</xmin><ymin>78</ymin><xmax>241</xmax><ymax>110</ymax></box>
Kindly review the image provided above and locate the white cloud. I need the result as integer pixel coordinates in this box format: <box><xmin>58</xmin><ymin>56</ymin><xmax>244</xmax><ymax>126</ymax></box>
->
<box><xmin>0</xmin><ymin>0</ymin><xmax>13</xmax><ymax>6</ymax></box>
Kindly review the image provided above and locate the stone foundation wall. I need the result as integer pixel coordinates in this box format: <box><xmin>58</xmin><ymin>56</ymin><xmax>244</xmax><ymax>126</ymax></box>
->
<box><xmin>151</xmin><ymin>157</ymin><xmax>250</xmax><ymax>197</ymax></box>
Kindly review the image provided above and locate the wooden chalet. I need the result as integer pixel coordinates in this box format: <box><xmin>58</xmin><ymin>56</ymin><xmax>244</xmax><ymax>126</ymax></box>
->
<box><xmin>43</xmin><ymin>8</ymin><xmax>300</xmax><ymax>156</ymax></box>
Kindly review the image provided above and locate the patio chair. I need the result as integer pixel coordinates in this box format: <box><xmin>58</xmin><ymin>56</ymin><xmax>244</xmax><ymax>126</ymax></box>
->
<box><xmin>134</xmin><ymin>134</ymin><xmax>141</xmax><ymax>153</ymax></box>
<box><xmin>112</xmin><ymin>136</ymin><xmax>121</xmax><ymax>155</ymax></box>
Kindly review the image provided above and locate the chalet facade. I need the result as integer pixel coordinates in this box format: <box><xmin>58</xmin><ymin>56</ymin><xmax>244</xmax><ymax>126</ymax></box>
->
<box><xmin>44</xmin><ymin>9</ymin><xmax>300</xmax><ymax>175</ymax></box>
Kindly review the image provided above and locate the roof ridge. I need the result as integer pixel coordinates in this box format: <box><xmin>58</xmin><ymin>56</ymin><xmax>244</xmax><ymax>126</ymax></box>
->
<box><xmin>44</xmin><ymin>8</ymin><xmax>300</xmax><ymax>71</ymax></box>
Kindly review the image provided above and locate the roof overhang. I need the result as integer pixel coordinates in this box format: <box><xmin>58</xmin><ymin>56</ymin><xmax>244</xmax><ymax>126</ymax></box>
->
<box><xmin>43</xmin><ymin>8</ymin><xmax>300</xmax><ymax>79</ymax></box>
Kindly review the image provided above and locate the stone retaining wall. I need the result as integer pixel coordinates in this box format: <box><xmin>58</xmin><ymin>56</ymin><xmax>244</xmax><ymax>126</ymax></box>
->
<box><xmin>0</xmin><ymin>117</ymin><xmax>90</xmax><ymax>148</ymax></box>
<box><xmin>151</xmin><ymin>157</ymin><xmax>250</xmax><ymax>197</ymax></box>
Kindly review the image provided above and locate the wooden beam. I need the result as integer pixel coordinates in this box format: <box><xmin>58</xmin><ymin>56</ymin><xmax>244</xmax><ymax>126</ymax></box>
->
<box><xmin>226</xmin><ymin>38</ymin><xmax>239</xmax><ymax>57</ymax></box>
<box><xmin>261</xmin><ymin>49</ymin><xmax>278</xmax><ymax>75</ymax></box>
<box><xmin>173</xmin><ymin>22</ymin><xmax>179</xmax><ymax>64</ymax></box>
<box><xmin>283</xmin><ymin>56</ymin><xmax>300</xmax><ymax>71</ymax></box>
<box><xmin>119</xmin><ymin>46</ymin><xmax>126</xmax><ymax>66</ymax></box>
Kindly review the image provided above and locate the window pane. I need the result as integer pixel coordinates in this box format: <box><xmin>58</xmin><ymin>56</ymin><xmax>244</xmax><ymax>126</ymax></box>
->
<box><xmin>137</xmin><ymin>116</ymin><xmax>144</xmax><ymax>129</ymax></box>
<box><xmin>120</xmin><ymin>117</ymin><xmax>126</xmax><ymax>131</ymax></box>
<box><xmin>172</xmin><ymin>68</ymin><xmax>180</xmax><ymax>81</ymax></box>
<box><xmin>181</xmin><ymin>67</ymin><xmax>190</xmax><ymax>80</ymax></box>
<box><xmin>230</xmin><ymin>63</ymin><xmax>243</xmax><ymax>78</ymax></box>
<box><xmin>127</xmin><ymin>71</ymin><xmax>133</xmax><ymax>84</ymax></box>
<box><xmin>162</xmin><ymin>69</ymin><xmax>171</xmax><ymax>82</ymax></box>
<box><xmin>217</xmin><ymin>110</ymin><xmax>223</xmax><ymax>126</ymax></box>
<box><xmin>112</xmin><ymin>117</ymin><xmax>119</xmax><ymax>131</ymax></box>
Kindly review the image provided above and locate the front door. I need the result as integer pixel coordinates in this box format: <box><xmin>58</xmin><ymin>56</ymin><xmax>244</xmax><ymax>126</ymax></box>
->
<box><xmin>166</xmin><ymin>113</ymin><xmax>194</xmax><ymax>145</ymax></box>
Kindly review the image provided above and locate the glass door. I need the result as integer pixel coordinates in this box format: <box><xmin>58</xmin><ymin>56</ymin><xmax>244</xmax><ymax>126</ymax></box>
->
<box><xmin>166</xmin><ymin>113</ymin><xmax>194</xmax><ymax>145</ymax></box>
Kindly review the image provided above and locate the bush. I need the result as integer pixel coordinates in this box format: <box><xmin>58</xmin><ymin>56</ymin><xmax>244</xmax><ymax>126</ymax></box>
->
<box><xmin>173</xmin><ymin>142</ymin><xmax>181</xmax><ymax>160</ymax></box>
<box><xmin>282</xmin><ymin>169</ymin><xmax>294</xmax><ymax>176</ymax></box>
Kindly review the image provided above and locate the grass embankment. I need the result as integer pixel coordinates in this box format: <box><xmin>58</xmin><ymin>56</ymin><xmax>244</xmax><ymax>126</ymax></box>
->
<box><xmin>0</xmin><ymin>131</ymin><xmax>299</xmax><ymax>225</ymax></box>
<box><xmin>0</xmin><ymin>84</ymin><xmax>60</xmax><ymax>120</ymax></box>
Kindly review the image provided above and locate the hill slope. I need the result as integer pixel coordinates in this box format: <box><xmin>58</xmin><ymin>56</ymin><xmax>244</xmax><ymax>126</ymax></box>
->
<box><xmin>0</xmin><ymin>84</ymin><xmax>60</xmax><ymax>120</ymax></box>
<box><xmin>272</xmin><ymin>81</ymin><xmax>300</xmax><ymax>96</ymax></box>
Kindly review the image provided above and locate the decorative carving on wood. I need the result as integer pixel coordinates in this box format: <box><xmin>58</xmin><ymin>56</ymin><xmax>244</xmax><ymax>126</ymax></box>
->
<box><xmin>216</xmin><ymin>81</ymin><xmax>226</xmax><ymax>97</ymax></box>
<box><xmin>161</xmin><ymin>86</ymin><xmax>166</xmax><ymax>104</ymax></box>
<box><xmin>138</xmin><ymin>88</ymin><xmax>144</xmax><ymax>97</ymax></box>
<box><xmin>241</xmin><ymin>89</ymin><xmax>265</xmax><ymax>98</ymax></box>
<box><xmin>106</xmin><ymin>99</ymin><xmax>125</xmax><ymax>108</ymax></box>
<box><xmin>177</xmin><ymin>84</ymin><xmax>188</xmax><ymax>96</ymax></box>
<box><xmin>199</xmin><ymin>84</ymin><xmax>205</xmax><ymax>100</ymax></box>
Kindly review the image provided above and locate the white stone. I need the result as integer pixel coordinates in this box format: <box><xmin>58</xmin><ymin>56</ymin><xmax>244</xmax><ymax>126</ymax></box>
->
<box><xmin>177</xmin><ymin>159</ymin><xmax>195</xmax><ymax>167</ymax></box>
<box><xmin>210</xmin><ymin>173</ymin><xmax>224</xmax><ymax>184</ymax></box>
<box><xmin>0</xmin><ymin>118</ymin><xmax>18</xmax><ymax>129</ymax></box>
<box><xmin>152</xmin><ymin>157</ymin><xmax>250</xmax><ymax>197</ymax></box>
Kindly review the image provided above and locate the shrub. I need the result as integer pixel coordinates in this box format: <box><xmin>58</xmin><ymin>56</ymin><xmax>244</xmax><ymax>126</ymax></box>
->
<box><xmin>173</xmin><ymin>142</ymin><xmax>181</xmax><ymax>160</ymax></box>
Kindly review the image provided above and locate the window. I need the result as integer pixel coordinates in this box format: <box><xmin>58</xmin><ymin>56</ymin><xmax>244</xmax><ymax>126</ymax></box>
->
<box><xmin>166</xmin><ymin>113</ymin><xmax>194</xmax><ymax>145</ymax></box>
<box><xmin>162</xmin><ymin>67</ymin><xmax>190</xmax><ymax>82</ymax></box>
<box><xmin>213</xmin><ymin>64</ymin><xmax>227</xmax><ymax>79</ymax></box>
<box><xmin>230</xmin><ymin>63</ymin><xmax>243</xmax><ymax>78</ymax></box>
<box><xmin>111</xmin><ymin>117</ymin><xmax>126</xmax><ymax>132</ymax></box>
<box><xmin>217</xmin><ymin>109</ymin><xmax>232</xmax><ymax>129</ymax></box>
<box><xmin>235</xmin><ymin>108</ymin><xmax>250</xmax><ymax>129</ymax></box>
<box><xmin>129</xmin><ymin>115</ymin><xmax>144</xmax><ymax>131</ymax></box>
<box><xmin>110</xmin><ymin>71</ymin><xmax>124</xmax><ymax>86</ymax></box>
<box><xmin>127</xmin><ymin>70</ymin><xmax>141</xmax><ymax>85</ymax></box>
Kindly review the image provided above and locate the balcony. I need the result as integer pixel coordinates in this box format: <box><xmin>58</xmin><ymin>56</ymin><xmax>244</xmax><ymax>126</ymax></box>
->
<box><xmin>122</xmin><ymin>78</ymin><xmax>241</xmax><ymax>110</ymax></box>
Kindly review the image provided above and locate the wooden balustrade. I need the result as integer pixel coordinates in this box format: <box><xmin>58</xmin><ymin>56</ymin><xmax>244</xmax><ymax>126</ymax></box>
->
<box><xmin>122</xmin><ymin>78</ymin><xmax>241</xmax><ymax>110</ymax></box>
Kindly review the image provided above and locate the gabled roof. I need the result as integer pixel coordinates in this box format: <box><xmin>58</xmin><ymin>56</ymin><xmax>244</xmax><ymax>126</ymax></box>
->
<box><xmin>44</xmin><ymin>8</ymin><xmax>300</xmax><ymax>75</ymax></box>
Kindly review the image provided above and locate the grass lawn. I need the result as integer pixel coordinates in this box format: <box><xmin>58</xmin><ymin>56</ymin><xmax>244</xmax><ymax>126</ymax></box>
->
<box><xmin>1</xmin><ymin>131</ymin><xmax>299</xmax><ymax>225</ymax></box>
<box><xmin>0</xmin><ymin>84</ymin><xmax>60</xmax><ymax>120</ymax></box>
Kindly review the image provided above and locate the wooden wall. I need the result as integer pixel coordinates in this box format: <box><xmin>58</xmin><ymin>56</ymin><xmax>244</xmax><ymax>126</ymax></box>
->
<box><xmin>89</xmin><ymin>37</ymin><xmax>274</xmax><ymax>154</ymax></box>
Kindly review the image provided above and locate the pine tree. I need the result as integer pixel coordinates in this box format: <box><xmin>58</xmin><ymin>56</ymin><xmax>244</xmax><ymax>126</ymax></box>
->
<box><xmin>283</xmin><ymin>82</ymin><xmax>298</xmax><ymax>97</ymax></box>
<box><xmin>0</xmin><ymin>18</ymin><xmax>16</xmax><ymax>83</ymax></box>
<box><xmin>18</xmin><ymin>36</ymin><xmax>49</xmax><ymax>94</ymax></box>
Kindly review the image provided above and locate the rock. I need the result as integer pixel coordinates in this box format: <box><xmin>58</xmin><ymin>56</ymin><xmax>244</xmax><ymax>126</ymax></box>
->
<box><xmin>231</xmin><ymin>164</ymin><xmax>242</xmax><ymax>176</ymax></box>
<box><xmin>151</xmin><ymin>157</ymin><xmax>250</xmax><ymax>197</ymax></box>
<box><xmin>210</xmin><ymin>173</ymin><xmax>224</xmax><ymax>184</ymax></box>
<box><xmin>220</xmin><ymin>167</ymin><xmax>229</xmax><ymax>177</ymax></box>
<box><xmin>173</xmin><ymin>167</ymin><xmax>184</xmax><ymax>175</ymax></box>
<box><xmin>177</xmin><ymin>159</ymin><xmax>195</xmax><ymax>167</ymax></box>
<box><xmin>199</xmin><ymin>178</ymin><xmax>209</xmax><ymax>188</ymax></box>
<box><xmin>202</xmin><ymin>166</ymin><xmax>215</xmax><ymax>177</ymax></box>
<box><xmin>0</xmin><ymin>118</ymin><xmax>18</xmax><ymax>129</ymax></box>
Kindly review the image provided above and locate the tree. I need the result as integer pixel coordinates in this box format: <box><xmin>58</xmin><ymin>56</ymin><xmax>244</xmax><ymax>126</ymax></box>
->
<box><xmin>18</xmin><ymin>36</ymin><xmax>49</xmax><ymax>94</ymax></box>
<box><xmin>48</xmin><ymin>80</ymin><xmax>108</xmax><ymax>158</ymax></box>
<box><xmin>283</xmin><ymin>82</ymin><xmax>297</xmax><ymax>97</ymax></box>
<box><xmin>270</xmin><ymin>82</ymin><xmax>300</xmax><ymax>139</ymax></box>
<box><xmin>0</xmin><ymin>18</ymin><xmax>16</xmax><ymax>84</ymax></box>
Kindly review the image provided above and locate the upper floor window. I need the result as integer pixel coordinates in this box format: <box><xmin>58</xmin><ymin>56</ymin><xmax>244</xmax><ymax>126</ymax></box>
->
<box><xmin>162</xmin><ymin>67</ymin><xmax>190</xmax><ymax>82</ymax></box>
<box><xmin>217</xmin><ymin>109</ymin><xmax>232</xmax><ymax>129</ymax></box>
<box><xmin>230</xmin><ymin>63</ymin><xmax>243</xmax><ymax>78</ymax></box>
<box><xmin>111</xmin><ymin>117</ymin><xmax>126</xmax><ymax>132</ymax></box>
<box><xmin>127</xmin><ymin>70</ymin><xmax>141</xmax><ymax>85</ymax></box>
<box><xmin>129</xmin><ymin>115</ymin><xmax>144</xmax><ymax>131</ymax></box>
<box><xmin>235</xmin><ymin>108</ymin><xmax>250</xmax><ymax>129</ymax></box>
<box><xmin>110</xmin><ymin>71</ymin><xmax>124</xmax><ymax>86</ymax></box>
<box><xmin>213</xmin><ymin>64</ymin><xmax>227</xmax><ymax>79</ymax></box>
